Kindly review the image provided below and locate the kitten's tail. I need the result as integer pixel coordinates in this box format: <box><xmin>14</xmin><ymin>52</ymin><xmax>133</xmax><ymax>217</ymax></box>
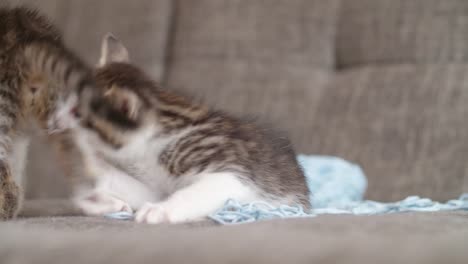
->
<box><xmin>22</xmin><ymin>41</ymin><xmax>94</xmax><ymax>95</ymax></box>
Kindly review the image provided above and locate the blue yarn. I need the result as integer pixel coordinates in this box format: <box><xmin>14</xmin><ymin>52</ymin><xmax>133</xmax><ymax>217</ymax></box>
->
<box><xmin>297</xmin><ymin>155</ymin><xmax>367</xmax><ymax>208</ymax></box>
<box><xmin>209</xmin><ymin>200</ymin><xmax>312</xmax><ymax>225</ymax></box>
<box><xmin>104</xmin><ymin>211</ymin><xmax>134</xmax><ymax>220</ymax></box>
<box><xmin>209</xmin><ymin>155</ymin><xmax>468</xmax><ymax>224</ymax></box>
<box><xmin>104</xmin><ymin>155</ymin><xmax>468</xmax><ymax>224</ymax></box>
<box><xmin>209</xmin><ymin>194</ymin><xmax>468</xmax><ymax>224</ymax></box>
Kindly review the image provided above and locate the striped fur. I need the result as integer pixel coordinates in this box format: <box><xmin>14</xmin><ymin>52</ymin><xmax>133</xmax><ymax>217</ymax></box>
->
<box><xmin>70</xmin><ymin>36</ymin><xmax>309</xmax><ymax>223</ymax></box>
<box><xmin>0</xmin><ymin>6</ymin><xmax>94</xmax><ymax>219</ymax></box>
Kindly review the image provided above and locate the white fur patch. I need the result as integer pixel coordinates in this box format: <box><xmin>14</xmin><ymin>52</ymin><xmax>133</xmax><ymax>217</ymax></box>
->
<box><xmin>135</xmin><ymin>172</ymin><xmax>259</xmax><ymax>224</ymax></box>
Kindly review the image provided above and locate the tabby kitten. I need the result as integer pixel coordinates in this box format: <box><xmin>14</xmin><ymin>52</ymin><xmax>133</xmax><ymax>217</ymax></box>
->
<box><xmin>63</xmin><ymin>34</ymin><xmax>309</xmax><ymax>224</ymax></box>
<box><xmin>0</xmin><ymin>6</ymin><xmax>95</xmax><ymax>219</ymax></box>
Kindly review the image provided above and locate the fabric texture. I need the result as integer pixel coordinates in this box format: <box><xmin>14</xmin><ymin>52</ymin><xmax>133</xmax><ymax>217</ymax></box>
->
<box><xmin>312</xmin><ymin>64</ymin><xmax>468</xmax><ymax>201</ymax></box>
<box><xmin>165</xmin><ymin>0</ymin><xmax>338</xmax><ymax>151</ymax></box>
<box><xmin>338</xmin><ymin>0</ymin><xmax>468</xmax><ymax>68</ymax></box>
<box><xmin>1</xmin><ymin>213</ymin><xmax>468</xmax><ymax>264</ymax></box>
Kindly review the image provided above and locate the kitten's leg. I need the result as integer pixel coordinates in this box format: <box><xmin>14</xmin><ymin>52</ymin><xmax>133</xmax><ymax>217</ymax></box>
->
<box><xmin>74</xmin><ymin>191</ymin><xmax>132</xmax><ymax>216</ymax></box>
<box><xmin>135</xmin><ymin>172</ymin><xmax>258</xmax><ymax>224</ymax></box>
<box><xmin>0</xmin><ymin>136</ymin><xmax>30</xmax><ymax>219</ymax></box>
<box><xmin>0</xmin><ymin>80</ymin><xmax>20</xmax><ymax>220</ymax></box>
<box><xmin>0</xmin><ymin>162</ymin><xmax>20</xmax><ymax>220</ymax></box>
<box><xmin>0</xmin><ymin>138</ymin><xmax>20</xmax><ymax>220</ymax></box>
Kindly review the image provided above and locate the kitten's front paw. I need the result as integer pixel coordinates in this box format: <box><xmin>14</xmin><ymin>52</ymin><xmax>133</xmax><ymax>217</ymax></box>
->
<box><xmin>76</xmin><ymin>193</ymin><xmax>132</xmax><ymax>216</ymax></box>
<box><xmin>135</xmin><ymin>202</ymin><xmax>170</xmax><ymax>224</ymax></box>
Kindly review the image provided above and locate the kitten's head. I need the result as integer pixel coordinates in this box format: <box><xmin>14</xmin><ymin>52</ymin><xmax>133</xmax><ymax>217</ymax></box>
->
<box><xmin>71</xmin><ymin>34</ymin><xmax>156</xmax><ymax>149</ymax></box>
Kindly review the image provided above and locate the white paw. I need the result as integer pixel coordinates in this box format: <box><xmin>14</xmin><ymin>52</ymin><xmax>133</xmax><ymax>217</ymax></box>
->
<box><xmin>76</xmin><ymin>193</ymin><xmax>133</xmax><ymax>216</ymax></box>
<box><xmin>135</xmin><ymin>203</ymin><xmax>170</xmax><ymax>224</ymax></box>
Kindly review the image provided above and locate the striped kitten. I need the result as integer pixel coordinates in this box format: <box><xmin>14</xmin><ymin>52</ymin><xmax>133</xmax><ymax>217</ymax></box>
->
<box><xmin>66</xmin><ymin>35</ymin><xmax>309</xmax><ymax>224</ymax></box>
<box><xmin>0</xmin><ymin>6</ymin><xmax>94</xmax><ymax>219</ymax></box>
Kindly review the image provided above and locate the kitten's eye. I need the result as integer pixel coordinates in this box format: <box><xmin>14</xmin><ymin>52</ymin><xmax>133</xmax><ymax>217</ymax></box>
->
<box><xmin>71</xmin><ymin>106</ymin><xmax>81</xmax><ymax>118</ymax></box>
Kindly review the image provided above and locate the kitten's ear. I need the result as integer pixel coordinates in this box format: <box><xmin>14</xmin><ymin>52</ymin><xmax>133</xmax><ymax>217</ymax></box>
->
<box><xmin>98</xmin><ymin>33</ymin><xmax>130</xmax><ymax>67</ymax></box>
<box><xmin>104</xmin><ymin>87</ymin><xmax>141</xmax><ymax>119</ymax></box>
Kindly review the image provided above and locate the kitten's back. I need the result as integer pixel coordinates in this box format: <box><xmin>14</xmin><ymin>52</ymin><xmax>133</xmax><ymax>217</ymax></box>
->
<box><xmin>160</xmin><ymin>110</ymin><xmax>310</xmax><ymax>207</ymax></box>
<box><xmin>0</xmin><ymin>6</ymin><xmax>61</xmax><ymax>53</ymax></box>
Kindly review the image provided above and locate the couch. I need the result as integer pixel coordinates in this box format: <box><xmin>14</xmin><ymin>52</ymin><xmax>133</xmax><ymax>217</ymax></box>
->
<box><xmin>2</xmin><ymin>0</ymin><xmax>468</xmax><ymax>263</ymax></box>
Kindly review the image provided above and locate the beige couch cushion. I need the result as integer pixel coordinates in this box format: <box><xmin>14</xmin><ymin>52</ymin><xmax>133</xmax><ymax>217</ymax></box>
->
<box><xmin>338</xmin><ymin>0</ymin><xmax>468</xmax><ymax>68</ymax></box>
<box><xmin>165</xmin><ymin>0</ymin><xmax>338</xmax><ymax>150</ymax></box>
<box><xmin>1</xmin><ymin>212</ymin><xmax>468</xmax><ymax>264</ymax></box>
<box><xmin>168</xmin><ymin>0</ymin><xmax>339</xmax><ymax>70</ymax></box>
<box><xmin>311</xmin><ymin>64</ymin><xmax>468</xmax><ymax>201</ymax></box>
<box><xmin>60</xmin><ymin>0</ymin><xmax>171</xmax><ymax>80</ymax></box>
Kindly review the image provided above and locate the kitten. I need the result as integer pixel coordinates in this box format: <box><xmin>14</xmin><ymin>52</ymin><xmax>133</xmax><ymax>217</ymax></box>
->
<box><xmin>0</xmin><ymin>6</ymin><xmax>95</xmax><ymax>219</ymax></box>
<box><xmin>64</xmin><ymin>34</ymin><xmax>310</xmax><ymax>224</ymax></box>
